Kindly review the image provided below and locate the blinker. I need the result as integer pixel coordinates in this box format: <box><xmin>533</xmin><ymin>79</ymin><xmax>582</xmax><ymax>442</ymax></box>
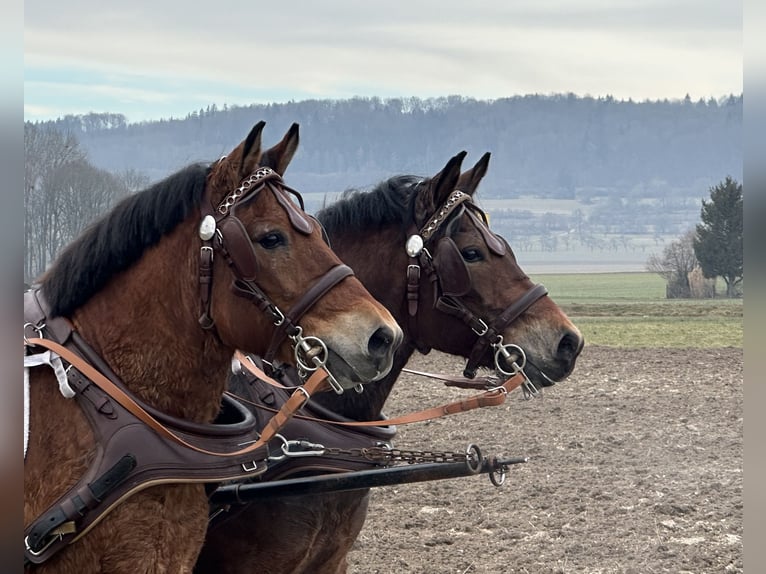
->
<box><xmin>466</xmin><ymin>211</ymin><xmax>505</xmax><ymax>256</ymax></box>
<box><xmin>218</xmin><ymin>217</ymin><xmax>259</xmax><ymax>282</ymax></box>
<box><xmin>405</xmin><ymin>234</ymin><xmax>424</xmax><ymax>257</ymax></box>
<box><xmin>433</xmin><ymin>237</ymin><xmax>471</xmax><ymax>297</ymax></box>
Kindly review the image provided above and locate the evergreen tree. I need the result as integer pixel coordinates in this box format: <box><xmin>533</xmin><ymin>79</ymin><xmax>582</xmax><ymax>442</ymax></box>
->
<box><xmin>693</xmin><ymin>176</ymin><xmax>743</xmax><ymax>297</ymax></box>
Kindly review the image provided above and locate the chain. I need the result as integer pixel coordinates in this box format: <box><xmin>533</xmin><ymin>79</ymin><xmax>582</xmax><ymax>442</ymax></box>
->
<box><xmin>322</xmin><ymin>445</ymin><xmax>472</xmax><ymax>465</ymax></box>
<box><xmin>218</xmin><ymin>167</ymin><xmax>276</xmax><ymax>215</ymax></box>
<box><xmin>420</xmin><ymin>190</ymin><xmax>471</xmax><ymax>240</ymax></box>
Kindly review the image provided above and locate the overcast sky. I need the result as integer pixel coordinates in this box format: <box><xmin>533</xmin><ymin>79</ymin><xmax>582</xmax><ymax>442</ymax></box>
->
<box><xmin>24</xmin><ymin>0</ymin><xmax>742</xmax><ymax>124</ymax></box>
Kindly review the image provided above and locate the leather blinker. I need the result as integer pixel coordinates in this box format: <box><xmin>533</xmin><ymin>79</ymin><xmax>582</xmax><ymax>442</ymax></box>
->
<box><xmin>218</xmin><ymin>217</ymin><xmax>259</xmax><ymax>282</ymax></box>
<box><xmin>272</xmin><ymin>187</ymin><xmax>314</xmax><ymax>234</ymax></box>
<box><xmin>466</xmin><ymin>210</ymin><xmax>505</xmax><ymax>256</ymax></box>
<box><xmin>433</xmin><ymin>237</ymin><xmax>471</xmax><ymax>297</ymax></box>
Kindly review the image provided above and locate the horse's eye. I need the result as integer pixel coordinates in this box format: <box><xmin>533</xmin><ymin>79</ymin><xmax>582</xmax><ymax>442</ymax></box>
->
<box><xmin>258</xmin><ymin>232</ymin><xmax>285</xmax><ymax>249</ymax></box>
<box><xmin>461</xmin><ymin>248</ymin><xmax>483</xmax><ymax>262</ymax></box>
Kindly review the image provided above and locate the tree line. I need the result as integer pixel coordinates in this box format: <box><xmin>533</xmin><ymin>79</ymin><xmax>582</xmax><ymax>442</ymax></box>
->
<box><xmin>35</xmin><ymin>93</ymin><xmax>742</xmax><ymax>201</ymax></box>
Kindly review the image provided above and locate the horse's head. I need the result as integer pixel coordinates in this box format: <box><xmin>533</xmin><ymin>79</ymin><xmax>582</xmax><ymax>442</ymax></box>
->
<box><xmin>410</xmin><ymin>152</ymin><xmax>583</xmax><ymax>388</ymax></box>
<box><xmin>202</xmin><ymin>122</ymin><xmax>402</xmax><ymax>390</ymax></box>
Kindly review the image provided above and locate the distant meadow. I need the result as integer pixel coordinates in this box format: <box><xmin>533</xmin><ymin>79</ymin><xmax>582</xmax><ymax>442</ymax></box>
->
<box><xmin>530</xmin><ymin>272</ymin><xmax>743</xmax><ymax>348</ymax></box>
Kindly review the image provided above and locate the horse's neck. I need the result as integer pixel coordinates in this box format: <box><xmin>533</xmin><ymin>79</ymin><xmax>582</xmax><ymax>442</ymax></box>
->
<box><xmin>70</xmin><ymin>247</ymin><xmax>231</xmax><ymax>424</ymax></box>
<box><xmin>329</xmin><ymin>226</ymin><xmax>411</xmax><ymax>330</ymax></box>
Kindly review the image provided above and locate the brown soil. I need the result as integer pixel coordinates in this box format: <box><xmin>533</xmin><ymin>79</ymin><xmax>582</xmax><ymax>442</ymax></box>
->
<box><xmin>346</xmin><ymin>345</ymin><xmax>743</xmax><ymax>574</ymax></box>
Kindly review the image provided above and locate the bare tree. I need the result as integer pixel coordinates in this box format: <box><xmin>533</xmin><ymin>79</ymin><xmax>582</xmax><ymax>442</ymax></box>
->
<box><xmin>25</xmin><ymin>123</ymin><xmax>86</xmax><ymax>281</ymax></box>
<box><xmin>46</xmin><ymin>160</ymin><xmax>131</xmax><ymax>261</ymax></box>
<box><xmin>116</xmin><ymin>168</ymin><xmax>151</xmax><ymax>193</ymax></box>
<box><xmin>24</xmin><ymin>123</ymin><xmax>130</xmax><ymax>282</ymax></box>
<box><xmin>646</xmin><ymin>230</ymin><xmax>698</xmax><ymax>298</ymax></box>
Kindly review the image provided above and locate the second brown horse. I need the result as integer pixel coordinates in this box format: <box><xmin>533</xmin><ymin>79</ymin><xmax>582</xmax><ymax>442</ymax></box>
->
<box><xmin>195</xmin><ymin>148</ymin><xmax>583</xmax><ymax>573</ymax></box>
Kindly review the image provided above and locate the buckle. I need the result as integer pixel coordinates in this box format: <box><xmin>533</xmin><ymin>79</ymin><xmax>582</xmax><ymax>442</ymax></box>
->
<box><xmin>24</xmin><ymin>532</ymin><xmax>62</xmax><ymax>558</ymax></box>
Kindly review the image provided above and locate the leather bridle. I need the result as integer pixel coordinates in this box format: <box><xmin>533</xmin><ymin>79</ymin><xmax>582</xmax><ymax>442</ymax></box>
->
<box><xmin>404</xmin><ymin>187</ymin><xmax>549</xmax><ymax>381</ymax></box>
<box><xmin>197</xmin><ymin>166</ymin><xmax>353</xmax><ymax>392</ymax></box>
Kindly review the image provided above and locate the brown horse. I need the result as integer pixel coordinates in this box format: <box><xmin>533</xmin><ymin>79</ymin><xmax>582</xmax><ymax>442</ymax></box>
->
<box><xmin>195</xmin><ymin>151</ymin><xmax>584</xmax><ymax>573</ymax></box>
<box><xmin>23</xmin><ymin>122</ymin><xmax>401</xmax><ymax>573</ymax></box>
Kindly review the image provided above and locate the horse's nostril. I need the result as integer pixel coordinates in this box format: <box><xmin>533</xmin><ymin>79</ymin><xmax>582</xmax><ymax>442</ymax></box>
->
<box><xmin>557</xmin><ymin>330</ymin><xmax>584</xmax><ymax>361</ymax></box>
<box><xmin>367</xmin><ymin>326</ymin><xmax>397</xmax><ymax>360</ymax></box>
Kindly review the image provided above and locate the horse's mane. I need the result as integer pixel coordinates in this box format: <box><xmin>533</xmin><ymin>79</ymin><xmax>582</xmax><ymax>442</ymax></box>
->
<box><xmin>316</xmin><ymin>175</ymin><xmax>421</xmax><ymax>234</ymax></box>
<box><xmin>41</xmin><ymin>163</ymin><xmax>211</xmax><ymax>318</ymax></box>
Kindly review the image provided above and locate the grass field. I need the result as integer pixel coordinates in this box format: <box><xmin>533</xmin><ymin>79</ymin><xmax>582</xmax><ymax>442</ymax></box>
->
<box><xmin>528</xmin><ymin>272</ymin><xmax>743</xmax><ymax>348</ymax></box>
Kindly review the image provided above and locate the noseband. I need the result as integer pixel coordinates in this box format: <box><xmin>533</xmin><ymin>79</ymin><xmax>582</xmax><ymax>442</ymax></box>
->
<box><xmin>197</xmin><ymin>166</ymin><xmax>353</xmax><ymax>393</ymax></box>
<box><xmin>405</xmin><ymin>189</ymin><xmax>548</xmax><ymax>380</ymax></box>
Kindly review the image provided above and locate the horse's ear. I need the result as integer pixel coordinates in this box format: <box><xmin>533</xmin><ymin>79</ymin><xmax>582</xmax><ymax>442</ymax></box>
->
<box><xmin>415</xmin><ymin>151</ymin><xmax>466</xmax><ymax>221</ymax></box>
<box><xmin>260</xmin><ymin>123</ymin><xmax>300</xmax><ymax>175</ymax></box>
<box><xmin>457</xmin><ymin>152</ymin><xmax>490</xmax><ymax>196</ymax></box>
<box><xmin>239</xmin><ymin>121</ymin><xmax>266</xmax><ymax>178</ymax></box>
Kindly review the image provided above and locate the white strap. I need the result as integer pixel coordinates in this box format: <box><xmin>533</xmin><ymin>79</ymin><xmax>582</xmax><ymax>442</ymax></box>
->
<box><xmin>24</xmin><ymin>350</ymin><xmax>76</xmax><ymax>459</ymax></box>
<box><xmin>25</xmin><ymin>350</ymin><xmax>75</xmax><ymax>399</ymax></box>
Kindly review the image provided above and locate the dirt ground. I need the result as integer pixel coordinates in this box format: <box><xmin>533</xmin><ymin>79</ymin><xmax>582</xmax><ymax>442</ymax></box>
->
<box><xmin>346</xmin><ymin>345</ymin><xmax>743</xmax><ymax>574</ymax></box>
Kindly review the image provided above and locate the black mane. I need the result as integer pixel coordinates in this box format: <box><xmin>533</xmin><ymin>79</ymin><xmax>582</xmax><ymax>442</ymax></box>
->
<box><xmin>41</xmin><ymin>163</ymin><xmax>211</xmax><ymax>318</ymax></box>
<box><xmin>316</xmin><ymin>175</ymin><xmax>421</xmax><ymax>235</ymax></box>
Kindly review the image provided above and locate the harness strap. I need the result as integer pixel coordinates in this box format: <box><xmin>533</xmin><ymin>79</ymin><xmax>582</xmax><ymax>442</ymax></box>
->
<box><xmin>263</xmin><ymin>264</ymin><xmax>354</xmax><ymax>365</ymax></box>
<box><xmin>400</xmin><ymin>367</ymin><xmax>503</xmax><ymax>390</ymax></box>
<box><xmin>463</xmin><ymin>283</ymin><xmax>549</xmax><ymax>378</ymax></box>
<box><xmin>25</xmin><ymin>455</ymin><xmax>137</xmax><ymax>558</ymax></box>
<box><xmin>26</xmin><ymin>337</ymin><xmax>330</xmax><ymax>457</ymax></box>
<box><xmin>232</xmin><ymin>350</ymin><xmax>526</xmax><ymax>428</ymax></box>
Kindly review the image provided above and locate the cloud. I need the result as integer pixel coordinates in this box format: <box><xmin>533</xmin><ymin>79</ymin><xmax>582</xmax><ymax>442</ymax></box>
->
<box><xmin>24</xmin><ymin>0</ymin><xmax>742</xmax><ymax>122</ymax></box>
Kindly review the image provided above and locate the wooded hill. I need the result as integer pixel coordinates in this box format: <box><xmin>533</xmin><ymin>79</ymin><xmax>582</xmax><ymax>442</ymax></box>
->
<box><xmin>36</xmin><ymin>93</ymin><xmax>742</xmax><ymax>204</ymax></box>
<box><xmin>27</xmin><ymin>94</ymin><xmax>742</xmax><ymax>277</ymax></box>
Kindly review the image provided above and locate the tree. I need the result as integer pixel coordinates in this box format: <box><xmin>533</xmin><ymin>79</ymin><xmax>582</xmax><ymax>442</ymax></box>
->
<box><xmin>24</xmin><ymin>123</ymin><xmax>130</xmax><ymax>282</ymax></box>
<box><xmin>693</xmin><ymin>176</ymin><xmax>743</xmax><ymax>297</ymax></box>
<box><xmin>25</xmin><ymin>123</ymin><xmax>86</xmax><ymax>281</ymax></box>
<box><xmin>646</xmin><ymin>230</ymin><xmax>699</xmax><ymax>298</ymax></box>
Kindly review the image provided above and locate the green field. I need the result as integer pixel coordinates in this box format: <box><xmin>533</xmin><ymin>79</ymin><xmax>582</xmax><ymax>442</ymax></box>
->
<box><xmin>528</xmin><ymin>272</ymin><xmax>743</xmax><ymax>348</ymax></box>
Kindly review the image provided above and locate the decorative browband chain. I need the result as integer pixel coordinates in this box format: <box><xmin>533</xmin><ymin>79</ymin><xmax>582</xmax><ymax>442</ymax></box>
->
<box><xmin>218</xmin><ymin>167</ymin><xmax>279</xmax><ymax>215</ymax></box>
<box><xmin>419</xmin><ymin>190</ymin><xmax>471</xmax><ymax>240</ymax></box>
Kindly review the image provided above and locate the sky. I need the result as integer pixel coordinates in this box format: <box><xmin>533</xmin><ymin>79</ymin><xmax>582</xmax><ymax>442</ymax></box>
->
<box><xmin>24</xmin><ymin>0</ymin><xmax>743</xmax><ymax>124</ymax></box>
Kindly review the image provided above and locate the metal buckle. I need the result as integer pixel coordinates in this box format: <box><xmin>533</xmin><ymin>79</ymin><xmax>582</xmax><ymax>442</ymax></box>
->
<box><xmin>25</xmin><ymin>532</ymin><xmax>63</xmax><ymax>557</ymax></box>
<box><xmin>292</xmin><ymin>385</ymin><xmax>311</xmax><ymax>408</ymax></box>
<box><xmin>472</xmin><ymin>319</ymin><xmax>489</xmax><ymax>337</ymax></box>
<box><xmin>241</xmin><ymin>460</ymin><xmax>262</xmax><ymax>472</ymax></box>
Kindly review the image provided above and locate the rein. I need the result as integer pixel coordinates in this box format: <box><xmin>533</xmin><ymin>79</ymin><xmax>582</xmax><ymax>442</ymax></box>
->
<box><xmin>231</xmin><ymin>350</ymin><xmax>527</xmax><ymax>428</ymax></box>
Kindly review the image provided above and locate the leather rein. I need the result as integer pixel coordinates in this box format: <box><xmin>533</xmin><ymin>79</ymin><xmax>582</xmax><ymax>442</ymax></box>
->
<box><xmin>231</xmin><ymin>350</ymin><xmax>527</xmax><ymax>428</ymax></box>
